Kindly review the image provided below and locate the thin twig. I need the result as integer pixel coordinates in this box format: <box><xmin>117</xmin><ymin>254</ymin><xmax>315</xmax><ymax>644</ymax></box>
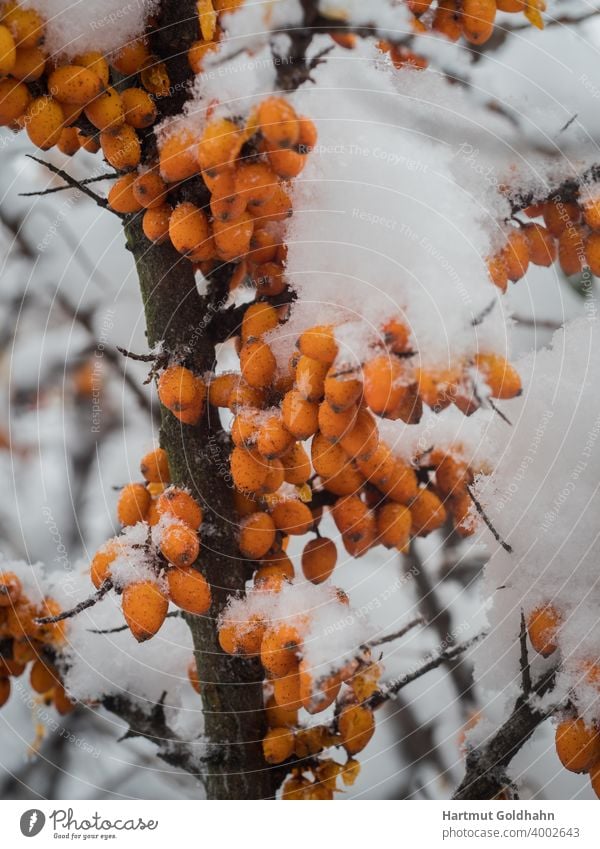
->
<box><xmin>519</xmin><ymin>611</ymin><xmax>532</xmax><ymax>696</ymax></box>
<box><xmin>488</xmin><ymin>398</ymin><xmax>512</xmax><ymax>426</ymax></box>
<box><xmin>467</xmin><ymin>484</ymin><xmax>513</xmax><ymax>553</ymax></box>
<box><xmin>369</xmin><ymin>615</ymin><xmax>425</xmax><ymax>648</ymax></box>
<box><xmin>35</xmin><ymin>580</ymin><xmax>113</xmax><ymax>624</ymax></box>
<box><xmin>25</xmin><ymin>155</ymin><xmax>114</xmax><ymax>211</ymax></box>
<box><xmin>86</xmin><ymin>610</ymin><xmax>182</xmax><ymax>635</ymax></box>
<box><xmin>116</xmin><ymin>346</ymin><xmax>157</xmax><ymax>363</ymax></box>
<box><xmin>19</xmin><ymin>171</ymin><xmax>119</xmax><ymax>198</ymax></box>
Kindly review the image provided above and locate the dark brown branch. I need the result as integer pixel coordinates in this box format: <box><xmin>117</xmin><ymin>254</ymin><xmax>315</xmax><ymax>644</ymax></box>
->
<box><xmin>19</xmin><ymin>171</ymin><xmax>119</xmax><ymax>198</ymax></box>
<box><xmin>87</xmin><ymin>610</ymin><xmax>182</xmax><ymax>634</ymax></box>
<box><xmin>369</xmin><ymin>616</ymin><xmax>425</xmax><ymax>648</ymax></box>
<box><xmin>467</xmin><ymin>484</ymin><xmax>513</xmax><ymax>553</ymax></box>
<box><xmin>25</xmin><ymin>155</ymin><xmax>114</xmax><ymax>211</ymax></box>
<box><xmin>519</xmin><ymin>611</ymin><xmax>532</xmax><ymax>696</ymax></box>
<box><xmin>512</xmin><ymin>314</ymin><xmax>562</xmax><ymax>331</ymax></box>
<box><xmin>35</xmin><ymin>580</ymin><xmax>113</xmax><ymax>624</ymax></box>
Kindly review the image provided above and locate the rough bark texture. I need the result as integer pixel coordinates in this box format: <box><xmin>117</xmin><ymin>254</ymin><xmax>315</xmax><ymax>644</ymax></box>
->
<box><xmin>124</xmin><ymin>216</ymin><xmax>279</xmax><ymax>800</ymax></box>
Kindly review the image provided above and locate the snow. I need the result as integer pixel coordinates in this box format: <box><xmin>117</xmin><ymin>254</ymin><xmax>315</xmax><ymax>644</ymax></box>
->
<box><xmin>23</xmin><ymin>0</ymin><xmax>157</xmax><ymax>59</ymax></box>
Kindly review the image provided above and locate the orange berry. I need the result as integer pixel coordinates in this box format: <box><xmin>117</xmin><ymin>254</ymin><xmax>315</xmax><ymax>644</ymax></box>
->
<box><xmin>100</xmin><ymin>124</ymin><xmax>141</xmax><ymax>170</ymax></box>
<box><xmin>235</xmin><ymin>614</ymin><xmax>267</xmax><ymax>655</ymax></box>
<box><xmin>324</xmin><ymin>367</ymin><xmax>363</xmax><ymax>411</ymax></box>
<box><xmin>524</xmin><ymin>223</ymin><xmax>556</xmax><ymax>267</ymax></box>
<box><xmin>188</xmin><ymin>658</ymin><xmax>201</xmax><ymax>693</ymax></box>
<box><xmin>318</xmin><ymin>400</ymin><xmax>358</xmax><ymax>442</ymax></box>
<box><xmin>527</xmin><ymin>604</ymin><xmax>561</xmax><ymax>657</ymax></box>
<box><xmin>248</xmin><ymin>228</ymin><xmax>278</xmax><ymax>264</ymax></box>
<box><xmin>297</xmin><ymin>115</ymin><xmax>317</xmax><ymax>152</ymax></box>
<box><xmin>159</xmin><ymin>130</ymin><xmax>200</xmax><ymax>183</ymax></box>
<box><xmin>558</xmin><ymin>225</ymin><xmax>586</xmax><ymax>276</ymax></box>
<box><xmin>376</xmin><ymin>502</ymin><xmax>412</xmax><ymax>549</ymax></box>
<box><xmin>156</xmin><ymin>487</ymin><xmax>203</xmax><ymax>529</ymax></box>
<box><xmin>272</xmin><ymin>667</ymin><xmax>303</xmax><ymax>711</ymax></box>
<box><xmin>299</xmin><ymin>661</ymin><xmax>341</xmax><ymax>714</ymax></box>
<box><xmin>582</xmin><ymin>197</ymin><xmax>600</xmax><ymax>231</ymax></box>
<box><xmin>12</xmin><ymin>45</ymin><xmax>45</xmax><ymax>81</ymax></box>
<box><xmin>338</xmin><ymin>704</ymin><xmax>375</xmax><ymax>755</ymax></box>
<box><xmin>121</xmin><ymin>87</ymin><xmax>157</xmax><ymax>129</ymax></box>
<box><xmin>241</xmin><ymin>301</ymin><xmax>278</xmax><ymax>342</ymax></box>
<box><xmin>298</xmin><ymin>325</ymin><xmax>337</xmax><ymax>364</ymax></box>
<box><xmin>209</xmin><ymin>170</ymin><xmax>247</xmax><ymax>221</ymax></box>
<box><xmin>256</xmin><ymin>414</ymin><xmax>294</xmax><ymax>460</ymax></box>
<box><xmin>0</xmin><ymin>23</ymin><xmax>15</xmax><ymax>73</ymax></box>
<box><xmin>111</xmin><ymin>38</ymin><xmax>150</xmax><ymax>76</ymax></box>
<box><xmin>0</xmin><ymin>676</ymin><xmax>10</xmax><ymax>707</ymax></box>
<box><xmin>230</xmin><ymin>446</ymin><xmax>269</xmax><ymax>493</ymax></box>
<box><xmin>234</xmin><ymin>162</ymin><xmax>277</xmax><ymax>207</ymax></box>
<box><xmin>73</xmin><ymin>51</ymin><xmax>109</xmax><ymax>85</ymax></box>
<box><xmin>188</xmin><ymin>39</ymin><xmax>218</xmax><ymax>73</ymax></box>
<box><xmin>77</xmin><ymin>131</ymin><xmax>100</xmax><ymax>152</ymax></box>
<box><xmin>122</xmin><ymin>580</ymin><xmax>168</xmax><ymax>642</ymax></box>
<box><xmin>90</xmin><ymin>540</ymin><xmax>121</xmax><ymax>589</ymax></box>
<box><xmin>117</xmin><ymin>482</ymin><xmax>151</xmax><ymax>526</ymax></box>
<box><xmin>432</xmin><ymin>0</ymin><xmax>462</xmax><ymax>41</ymax></box>
<box><xmin>322</xmin><ymin>462</ymin><xmax>364</xmax><ymax>497</ymax></box>
<box><xmin>339</xmin><ymin>407</ymin><xmax>379</xmax><ymax>460</ymax></box>
<box><xmin>133</xmin><ymin>169</ymin><xmax>168</xmax><ymax>209</ymax></box>
<box><xmin>543</xmin><ymin>200</ymin><xmax>581</xmax><ymax>237</ymax></box>
<box><xmin>265</xmin><ymin>693</ymin><xmax>298</xmax><ymax>728</ymax></box>
<box><xmin>167</xmin><ymin>564</ymin><xmax>211</xmax><ymax>614</ymax></box>
<box><xmin>0</xmin><ymin>77</ymin><xmax>30</xmax><ymax>125</ymax></box>
<box><xmin>169</xmin><ymin>201</ymin><xmax>212</xmax><ymax>255</ymax></box>
<box><xmin>248</xmin><ymin>183</ymin><xmax>292</xmax><ymax>224</ymax></box>
<box><xmin>207</xmin><ymin>373</ymin><xmax>237</xmax><ymax>407</ymax></box>
<box><xmin>295</xmin><ymin>355</ymin><xmax>328</xmax><ymax>402</ymax></box>
<box><xmin>48</xmin><ymin>64</ymin><xmax>103</xmax><ymax>106</ymax></box>
<box><xmin>140</xmin><ymin>448</ymin><xmax>170</xmax><ymax>484</ymax></box>
<box><xmin>410</xmin><ymin>488</ymin><xmax>447</xmax><ymax>536</ymax></box>
<box><xmin>158</xmin><ymin>365</ymin><xmax>206</xmax><ymax>423</ymax></box>
<box><xmin>282</xmin><ymin>442</ymin><xmax>311</xmax><ymax>485</ymax></box>
<box><xmin>161</xmin><ymin>523</ymin><xmax>200</xmax><ymax>568</ymax></box>
<box><xmin>271</xmin><ymin>499</ymin><xmax>313</xmax><ymax>535</ymax></box>
<box><xmin>474</xmin><ymin>353</ymin><xmax>522</xmax><ymax>400</ymax></box>
<box><xmin>108</xmin><ymin>173</ymin><xmax>142</xmax><ymax>213</ymax></box>
<box><xmin>0</xmin><ymin>571</ymin><xmax>21</xmax><ymax>607</ymax></box>
<box><xmin>25</xmin><ymin>96</ymin><xmax>64</xmax><ymax>149</ymax></box>
<box><xmin>281</xmin><ymin>390</ymin><xmax>319</xmax><ymax>440</ymax></box>
<box><xmin>263</xmin><ymin>727</ymin><xmax>294</xmax><ymax>764</ymax></box>
<box><xmin>30</xmin><ymin>659</ymin><xmax>58</xmax><ymax>694</ymax></box>
<box><xmin>555</xmin><ymin>717</ymin><xmax>600</xmax><ymax>773</ymax></box>
<box><xmin>228</xmin><ymin>379</ymin><xmax>265</xmax><ymax>411</ymax></box>
<box><xmin>261</xmin><ymin>625</ymin><xmax>301</xmax><ymax>677</ymax></box>
<box><xmin>238</xmin><ymin>512</ymin><xmax>276</xmax><ymax>559</ymax></box>
<box><xmin>239</xmin><ymin>339</ymin><xmax>276</xmax><ymax>389</ymax></box>
<box><xmin>501</xmin><ymin>228</ymin><xmax>530</xmax><ymax>281</ymax></box>
<box><xmin>197</xmin><ymin>118</ymin><xmax>242</xmax><ymax>175</ymax></box>
<box><xmin>213</xmin><ymin>213</ymin><xmax>254</xmax><ymax>261</ymax></box>
<box><xmin>143</xmin><ymin>204</ymin><xmax>172</xmax><ymax>243</ymax></box>
<box><xmin>84</xmin><ymin>86</ymin><xmax>124</xmax><ymax>130</ymax></box>
<box><xmin>586</xmin><ymin>231</ymin><xmax>600</xmax><ymax>276</ymax></box>
<box><xmin>461</xmin><ymin>0</ymin><xmax>496</xmax><ymax>44</ymax></box>
<box><xmin>257</xmin><ymin>97</ymin><xmax>299</xmax><ymax>148</ymax></box>
<box><xmin>301</xmin><ymin>537</ymin><xmax>337</xmax><ymax>583</ymax></box>
<box><xmin>265</xmin><ymin>144</ymin><xmax>306</xmax><ymax>179</ymax></box>
<box><xmin>252</xmin><ymin>261</ymin><xmax>285</xmax><ymax>297</ymax></box>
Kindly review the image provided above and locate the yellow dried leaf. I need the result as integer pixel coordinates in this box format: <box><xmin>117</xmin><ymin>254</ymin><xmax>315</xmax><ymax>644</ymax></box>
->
<box><xmin>296</xmin><ymin>483</ymin><xmax>312</xmax><ymax>503</ymax></box>
<box><xmin>524</xmin><ymin>2</ymin><xmax>544</xmax><ymax>29</ymax></box>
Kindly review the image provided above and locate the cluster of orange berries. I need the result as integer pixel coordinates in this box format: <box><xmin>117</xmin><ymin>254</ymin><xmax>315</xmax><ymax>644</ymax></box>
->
<box><xmin>406</xmin><ymin>0</ymin><xmax>545</xmax><ymax>46</ymax></box>
<box><xmin>526</xmin><ymin>604</ymin><xmax>600</xmax><ymax>798</ymax></box>
<box><xmin>488</xmin><ymin>191</ymin><xmax>600</xmax><ymax>290</ymax></box>
<box><xmin>90</xmin><ymin>448</ymin><xmax>211</xmax><ymax>642</ymax></box>
<box><xmin>0</xmin><ymin>570</ymin><xmax>73</xmax><ymax>714</ymax></box>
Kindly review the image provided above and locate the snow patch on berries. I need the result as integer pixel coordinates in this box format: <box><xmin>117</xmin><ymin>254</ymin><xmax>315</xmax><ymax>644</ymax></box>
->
<box><xmin>0</xmin><ymin>557</ymin><xmax>46</xmax><ymax>605</ymax></box>
<box><xmin>23</xmin><ymin>0</ymin><xmax>158</xmax><ymax>58</ymax></box>
<box><xmin>472</xmin><ymin>318</ymin><xmax>600</xmax><ymax>723</ymax></box>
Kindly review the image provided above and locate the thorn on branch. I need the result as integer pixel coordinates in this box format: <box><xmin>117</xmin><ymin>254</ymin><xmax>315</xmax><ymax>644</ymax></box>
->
<box><xmin>467</xmin><ymin>484</ymin><xmax>513</xmax><ymax>553</ymax></box>
<box><xmin>35</xmin><ymin>580</ymin><xmax>113</xmax><ymax>624</ymax></box>
<box><xmin>488</xmin><ymin>398</ymin><xmax>512</xmax><ymax>426</ymax></box>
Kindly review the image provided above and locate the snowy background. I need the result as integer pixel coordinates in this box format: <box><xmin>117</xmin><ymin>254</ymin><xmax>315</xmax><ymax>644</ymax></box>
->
<box><xmin>1</xmin><ymin>0</ymin><xmax>600</xmax><ymax>800</ymax></box>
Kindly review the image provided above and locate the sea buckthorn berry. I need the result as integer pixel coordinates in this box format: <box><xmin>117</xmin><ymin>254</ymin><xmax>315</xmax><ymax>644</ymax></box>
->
<box><xmin>209</xmin><ymin>170</ymin><xmax>246</xmax><ymax>221</ymax></box>
<box><xmin>231</xmin><ymin>446</ymin><xmax>269</xmax><ymax>493</ymax></box>
<box><xmin>161</xmin><ymin>523</ymin><xmax>200</xmax><ymax>568</ymax></box>
<box><xmin>524</xmin><ymin>223</ymin><xmax>556</xmax><ymax>267</ymax></box>
<box><xmin>378</xmin><ymin>460</ymin><xmax>418</xmax><ymax>505</ymax></box>
<box><xmin>271</xmin><ymin>499</ymin><xmax>313</xmax><ymax>535</ymax></box>
<box><xmin>272</xmin><ymin>668</ymin><xmax>303</xmax><ymax>711</ymax></box>
<box><xmin>188</xmin><ymin>659</ymin><xmax>201</xmax><ymax>693</ymax></box>
<box><xmin>299</xmin><ymin>663</ymin><xmax>341</xmax><ymax>714</ymax></box>
<box><xmin>143</xmin><ymin>204</ymin><xmax>172</xmax><ymax>243</ymax></box>
<box><xmin>462</xmin><ymin>0</ymin><xmax>496</xmax><ymax>44</ymax></box>
<box><xmin>432</xmin><ymin>0</ymin><xmax>462</xmax><ymax>41</ymax></box>
<box><xmin>6</xmin><ymin>602</ymin><xmax>38</xmax><ymax>639</ymax></box>
<box><xmin>5</xmin><ymin>6</ymin><xmax>43</xmax><ymax>48</ymax></box>
<box><xmin>257</xmin><ymin>97</ymin><xmax>299</xmax><ymax>148</ymax></box>
<box><xmin>25</xmin><ymin>96</ymin><xmax>64</xmax><ymax>149</ymax></box>
<box><xmin>295</xmin><ymin>355</ymin><xmax>328</xmax><ymax>402</ymax></box>
<box><xmin>332</xmin><ymin>494</ymin><xmax>369</xmax><ymax>536</ymax></box>
<box><xmin>169</xmin><ymin>201</ymin><xmax>211</xmax><ymax>254</ymax></box>
<box><xmin>257</xmin><ymin>549</ymin><xmax>295</xmax><ymax>579</ymax></box>
<box><xmin>122</xmin><ymin>580</ymin><xmax>168</xmax><ymax>642</ymax></box>
<box><xmin>100</xmin><ymin>124</ymin><xmax>141</xmax><ymax>170</ymax></box>
<box><xmin>501</xmin><ymin>229</ymin><xmax>530</xmax><ymax>281</ymax></box>
<box><xmin>239</xmin><ymin>339</ymin><xmax>277</xmax><ymax>389</ymax></box>
<box><xmin>238</xmin><ymin>512</ymin><xmax>276</xmax><ymax>559</ymax></box>
<box><xmin>434</xmin><ymin>454</ymin><xmax>470</xmax><ymax>497</ymax></box>
<box><xmin>156</xmin><ymin>487</ymin><xmax>203</xmax><ymax>529</ymax></box>
<box><xmin>73</xmin><ymin>51</ymin><xmax>109</xmax><ymax>86</ymax></box>
<box><xmin>0</xmin><ymin>677</ymin><xmax>10</xmax><ymax>707</ymax></box>
<box><xmin>281</xmin><ymin>390</ymin><xmax>319</xmax><ymax>440</ymax></box>
<box><xmin>298</xmin><ymin>324</ymin><xmax>337</xmax><ymax>364</ymax></box>
<box><xmin>30</xmin><ymin>659</ymin><xmax>58</xmax><ymax>694</ymax></box>
<box><xmin>0</xmin><ymin>23</ymin><xmax>15</xmax><ymax>73</ymax></box>
<box><xmin>117</xmin><ymin>483</ymin><xmax>151</xmax><ymax>526</ymax></box>
<box><xmin>376</xmin><ymin>502</ymin><xmax>412</xmax><ymax>549</ymax></box>
<box><xmin>265</xmin><ymin>693</ymin><xmax>298</xmax><ymax>728</ymax></box>
<box><xmin>487</xmin><ymin>254</ymin><xmax>508</xmax><ymax>292</ymax></box>
<box><xmin>84</xmin><ymin>87</ymin><xmax>124</xmax><ymax>130</ymax></box>
<box><xmin>78</xmin><ymin>131</ymin><xmax>100</xmax><ymax>153</ymax></box>
<box><xmin>339</xmin><ymin>407</ymin><xmax>379</xmax><ymax>461</ymax></box>
<box><xmin>248</xmin><ymin>183</ymin><xmax>292</xmax><ymax>223</ymax></box>
<box><xmin>558</xmin><ymin>226</ymin><xmax>586</xmax><ymax>276</ymax></box>
<box><xmin>140</xmin><ymin>448</ymin><xmax>170</xmax><ymax>484</ymax></box>
<box><xmin>410</xmin><ymin>488</ymin><xmax>447</xmax><ymax>536</ymax></box>
<box><xmin>318</xmin><ymin>400</ymin><xmax>358</xmax><ymax>442</ymax></box>
<box><xmin>90</xmin><ymin>541</ymin><xmax>121</xmax><ymax>588</ymax></box>
<box><xmin>56</xmin><ymin>126</ymin><xmax>79</xmax><ymax>156</ymax></box>
<box><xmin>527</xmin><ymin>604</ymin><xmax>560</xmax><ymax>656</ymax></box>
<box><xmin>11</xmin><ymin>45</ymin><xmax>45</xmax><ymax>80</ymax></box>
<box><xmin>282</xmin><ymin>442</ymin><xmax>311</xmax><ymax>485</ymax></box>
<box><xmin>241</xmin><ymin>302</ymin><xmax>278</xmax><ymax>342</ymax></box>
<box><xmin>133</xmin><ymin>169</ymin><xmax>168</xmax><ymax>209</ymax></box>
<box><xmin>263</xmin><ymin>727</ymin><xmax>294</xmax><ymax>764</ymax></box>
<box><xmin>208</xmin><ymin>373</ymin><xmax>237</xmax><ymax>407</ymax></box>
<box><xmin>121</xmin><ymin>87</ymin><xmax>157</xmax><ymax>129</ymax></box>
<box><xmin>218</xmin><ymin>621</ymin><xmax>239</xmax><ymax>654</ymax></box>
<box><xmin>417</xmin><ymin>366</ymin><xmax>461</xmax><ymax>411</ymax></box>
<box><xmin>338</xmin><ymin>704</ymin><xmax>375</xmax><ymax>755</ymax></box>
<box><xmin>256</xmin><ymin>414</ymin><xmax>294</xmax><ymax>460</ymax></box>
<box><xmin>555</xmin><ymin>718</ymin><xmax>600</xmax><ymax>773</ymax></box>
<box><xmin>324</xmin><ymin>367</ymin><xmax>363</xmax><ymax>411</ymax></box>
<box><xmin>322</xmin><ymin>462</ymin><xmax>364</xmax><ymax>496</ymax></box>
<box><xmin>261</xmin><ymin>624</ymin><xmax>301</xmax><ymax>677</ymax></box>
<box><xmin>582</xmin><ymin>197</ymin><xmax>600</xmax><ymax>231</ymax></box>
<box><xmin>158</xmin><ymin>365</ymin><xmax>206</xmax><ymax>423</ymax></box>
<box><xmin>48</xmin><ymin>65</ymin><xmax>103</xmax><ymax>106</ymax></box>
<box><xmin>543</xmin><ymin>199</ymin><xmax>581</xmax><ymax>237</ymax></box>
<box><xmin>234</xmin><ymin>162</ymin><xmax>277</xmax><ymax>207</ymax></box>
<box><xmin>265</xmin><ymin>143</ymin><xmax>306</xmax><ymax>179</ymax></box>
<box><xmin>297</xmin><ymin>115</ymin><xmax>318</xmax><ymax>152</ymax></box>
<box><xmin>252</xmin><ymin>261</ymin><xmax>285</xmax><ymax>297</ymax></box>
<box><xmin>111</xmin><ymin>38</ymin><xmax>151</xmax><ymax>76</ymax></box>
<box><xmin>167</xmin><ymin>565</ymin><xmax>211</xmax><ymax>614</ymax></box>
<box><xmin>228</xmin><ymin>379</ymin><xmax>265</xmax><ymax>412</ymax></box>
<box><xmin>12</xmin><ymin>640</ymin><xmax>39</xmax><ymax>665</ymax></box>
<box><xmin>0</xmin><ymin>572</ymin><xmax>21</xmax><ymax>607</ymax></box>
<box><xmin>302</xmin><ymin>537</ymin><xmax>337</xmax><ymax>584</ymax></box>
<box><xmin>188</xmin><ymin>39</ymin><xmax>218</xmax><ymax>73</ymax></box>
<box><xmin>197</xmin><ymin>118</ymin><xmax>242</xmax><ymax>175</ymax></box>
<box><xmin>140</xmin><ymin>57</ymin><xmax>170</xmax><ymax>96</ymax></box>
<box><xmin>585</xmin><ymin>231</ymin><xmax>600</xmax><ymax>276</ymax></box>
<box><xmin>235</xmin><ymin>614</ymin><xmax>267</xmax><ymax>655</ymax></box>
<box><xmin>159</xmin><ymin>130</ymin><xmax>200</xmax><ymax>183</ymax></box>
<box><xmin>213</xmin><ymin>213</ymin><xmax>254</xmax><ymax>261</ymax></box>
<box><xmin>0</xmin><ymin>80</ymin><xmax>31</xmax><ymax>127</ymax></box>
<box><xmin>231</xmin><ymin>409</ymin><xmax>259</xmax><ymax>448</ymax></box>
<box><xmin>248</xmin><ymin>228</ymin><xmax>278</xmax><ymax>264</ymax></box>
<box><xmin>474</xmin><ymin>353</ymin><xmax>522</xmax><ymax>399</ymax></box>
